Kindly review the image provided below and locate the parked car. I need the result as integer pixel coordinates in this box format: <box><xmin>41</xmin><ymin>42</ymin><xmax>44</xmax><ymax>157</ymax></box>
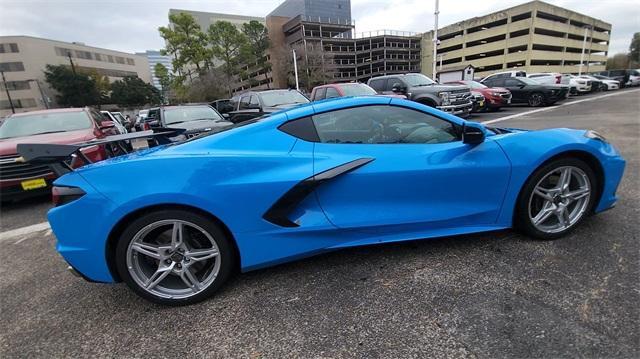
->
<box><xmin>100</xmin><ymin>111</ymin><xmax>128</xmax><ymax>134</ymax></box>
<box><xmin>30</xmin><ymin>96</ymin><xmax>625</xmax><ymax>305</ymax></box>
<box><xmin>111</xmin><ymin>111</ymin><xmax>133</xmax><ymax>130</ymax></box>
<box><xmin>576</xmin><ymin>75</ymin><xmax>606</xmax><ymax>92</ymax></box>
<box><xmin>480</xmin><ymin>70</ymin><xmax>527</xmax><ymax>83</ymax></box>
<box><xmin>210</xmin><ymin>99</ymin><xmax>235</xmax><ymax>115</ymax></box>
<box><xmin>0</xmin><ymin>108</ymin><xmax>116</xmax><ymax>200</ymax></box>
<box><xmin>591</xmin><ymin>75</ymin><xmax>620</xmax><ymax>91</ymax></box>
<box><xmin>135</xmin><ymin>109</ymin><xmax>149</xmax><ymax>131</ymax></box>
<box><xmin>527</xmin><ymin>73</ymin><xmax>570</xmax><ymax>85</ymax></box>
<box><xmin>145</xmin><ymin>104</ymin><xmax>233</xmax><ymax>139</ymax></box>
<box><xmin>596</xmin><ymin>69</ymin><xmax>635</xmax><ymax>87</ymax></box>
<box><xmin>626</xmin><ymin>69</ymin><xmax>640</xmax><ymax>86</ymax></box>
<box><xmin>228</xmin><ymin>89</ymin><xmax>310</xmax><ymax>123</ymax></box>
<box><xmin>481</xmin><ymin>76</ymin><xmax>569</xmax><ymax>107</ymax></box>
<box><xmin>310</xmin><ymin>82</ymin><xmax>405</xmax><ymax>101</ymax></box>
<box><xmin>567</xmin><ymin>75</ymin><xmax>592</xmax><ymax>94</ymax></box>
<box><xmin>367</xmin><ymin>73</ymin><xmax>473</xmax><ymax>117</ymax></box>
<box><xmin>446</xmin><ymin>80</ymin><xmax>512</xmax><ymax>111</ymax></box>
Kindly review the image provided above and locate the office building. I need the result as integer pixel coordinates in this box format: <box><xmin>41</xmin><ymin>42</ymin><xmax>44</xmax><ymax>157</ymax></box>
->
<box><xmin>168</xmin><ymin>9</ymin><xmax>264</xmax><ymax>31</ymax></box>
<box><xmin>136</xmin><ymin>50</ymin><xmax>173</xmax><ymax>90</ymax></box>
<box><xmin>268</xmin><ymin>0</ymin><xmax>352</xmax><ymax>26</ymax></box>
<box><xmin>421</xmin><ymin>0</ymin><xmax>611</xmax><ymax>78</ymax></box>
<box><xmin>0</xmin><ymin>35</ymin><xmax>152</xmax><ymax>117</ymax></box>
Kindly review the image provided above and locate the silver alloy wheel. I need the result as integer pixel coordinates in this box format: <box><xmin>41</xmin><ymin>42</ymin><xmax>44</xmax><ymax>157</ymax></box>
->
<box><xmin>528</xmin><ymin>166</ymin><xmax>591</xmax><ymax>234</ymax></box>
<box><xmin>529</xmin><ymin>93</ymin><xmax>543</xmax><ymax>106</ymax></box>
<box><xmin>126</xmin><ymin>219</ymin><xmax>221</xmax><ymax>299</ymax></box>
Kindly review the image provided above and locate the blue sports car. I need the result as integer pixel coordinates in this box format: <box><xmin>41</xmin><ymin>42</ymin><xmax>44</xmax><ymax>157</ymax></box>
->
<box><xmin>26</xmin><ymin>97</ymin><xmax>625</xmax><ymax>305</ymax></box>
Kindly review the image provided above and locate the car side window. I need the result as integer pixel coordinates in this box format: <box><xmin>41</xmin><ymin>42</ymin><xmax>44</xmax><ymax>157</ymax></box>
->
<box><xmin>312</xmin><ymin>105</ymin><xmax>460</xmax><ymax>144</ymax></box>
<box><xmin>368</xmin><ymin>79</ymin><xmax>385</xmax><ymax>92</ymax></box>
<box><xmin>249</xmin><ymin>95</ymin><xmax>260</xmax><ymax>108</ymax></box>
<box><xmin>385</xmin><ymin>78</ymin><xmax>402</xmax><ymax>91</ymax></box>
<box><xmin>325</xmin><ymin>87</ymin><xmax>340</xmax><ymax>99</ymax></box>
<box><xmin>147</xmin><ymin>109</ymin><xmax>159</xmax><ymax>120</ymax></box>
<box><xmin>314</xmin><ymin>87</ymin><xmax>327</xmax><ymax>100</ymax></box>
<box><xmin>239</xmin><ymin>96</ymin><xmax>251</xmax><ymax>110</ymax></box>
<box><xmin>505</xmin><ymin>78</ymin><xmax>521</xmax><ymax>87</ymax></box>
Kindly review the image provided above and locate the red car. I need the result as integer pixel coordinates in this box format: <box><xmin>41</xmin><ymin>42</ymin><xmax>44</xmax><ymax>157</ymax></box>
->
<box><xmin>310</xmin><ymin>83</ymin><xmax>406</xmax><ymax>101</ymax></box>
<box><xmin>0</xmin><ymin>108</ymin><xmax>118</xmax><ymax>201</ymax></box>
<box><xmin>447</xmin><ymin>80</ymin><xmax>512</xmax><ymax>111</ymax></box>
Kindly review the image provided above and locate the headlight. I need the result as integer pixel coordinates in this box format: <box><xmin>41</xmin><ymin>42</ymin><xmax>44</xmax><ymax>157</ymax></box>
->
<box><xmin>584</xmin><ymin>130</ymin><xmax>607</xmax><ymax>143</ymax></box>
<box><xmin>438</xmin><ymin>92</ymin><xmax>450</xmax><ymax>105</ymax></box>
<box><xmin>491</xmin><ymin>91</ymin><xmax>501</xmax><ymax>96</ymax></box>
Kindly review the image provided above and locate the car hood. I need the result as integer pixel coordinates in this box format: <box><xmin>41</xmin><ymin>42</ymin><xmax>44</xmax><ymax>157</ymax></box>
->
<box><xmin>410</xmin><ymin>84</ymin><xmax>469</xmax><ymax>93</ymax></box>
<box><xmin>165</xmin><ymin>119</ymin><xmax>232</xmax><ymax>132</ymax></box>
<box><xmin>263</xmin><ymin>103</ymin><xmax>309</xmax><ymax>113</ymax></box>
<box><xmin>0</xmin><ymin>128</ymin><xmax>96</xmax><ymax>156</ymax></box>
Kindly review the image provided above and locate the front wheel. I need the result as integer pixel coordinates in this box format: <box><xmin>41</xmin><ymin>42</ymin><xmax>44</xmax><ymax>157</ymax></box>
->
<box><xmin>115</xmin><ymin>209</ymin><xmax>235</xmax><ymax>305</ymax></box>
<box><xmin>528</xmin><ymin>92</ymin><xmax>544</xmax><ymax>107</ymax></box>
<box><xmin>515</xmin><ymin>158</ymin><xmax>597</xmax><ymax>240</ymax></box>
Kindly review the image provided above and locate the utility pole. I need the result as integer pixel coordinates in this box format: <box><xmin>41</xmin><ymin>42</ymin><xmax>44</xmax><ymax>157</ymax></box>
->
<box><xmin>578</xmin><ymin>26</ymin><xmax>589</xmax><ymax>76</ymax></box>
<box><xmin>1</xmin><ymin>70</ymin><xmax>16</xmax><ymax>114</ymax></box>
<box><xmin>30</xmin><ymin>79</ymin><xmax>49</xmax><ymax>109</ymax></box>
<box><xmin>432</xmin><ymin>0</ymin><xmax>440</xmax><ymax>79</ymax></box>
<box><xmin>292</xmin><ymin>48</ymin><xmax>300</xmax><ymax>91</ymax></box>
<box><xmin>67</xmin><ymin>53</ymin><xmax>76</xmax><ymax>74</ymax></box>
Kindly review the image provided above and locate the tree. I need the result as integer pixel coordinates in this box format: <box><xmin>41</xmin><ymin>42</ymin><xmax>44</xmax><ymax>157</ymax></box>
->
<box><xmin>44</xmin><ymin>64</ymin><xmax>102</xmax><ymax>107</ymax></box>
<box><xmin>83</xmin><ymin>69</ymin><xmax>111</xmax><ymax>104</ymax></box>
<box><xmin>110</xmin><ymin>76</ymin><xmax>161</xmax><ymax>107</ymax></box>
<box><xmin>606</xmin><ymin>53</ymin><xmax>630</xmax><ymax>70</ymax></box>
<box><xmin>159</xmin><ymin>13</ymin><xmax>210</xmax><ymax>82</ymax></box>
<box><xmin>154</xmin><ymin>63</ymin><xmax>172</xmax><ymax>103</ymax></box>
<box><xmin>271</xmin><ymin>43</ymin><xmax>335</xmax><ymax>92</ymax></box>
<box><xmin>629</xmin><ymin>32</ymin><xmax>640</xmax><ymax>66</ymax></box>
<box><xmin>240</xmin><ymin>20</ymin><xmax>271</xmax><ymax>88</ymax></box>
<box><xmin>184</xmin><ymin>69</ymin><xmax>228</xmax><ymax>102</ymax></box>
<box><xmin>208</xmin><ymin>21</ymin><xmax>248</xmax><ymax>95</ymax></box>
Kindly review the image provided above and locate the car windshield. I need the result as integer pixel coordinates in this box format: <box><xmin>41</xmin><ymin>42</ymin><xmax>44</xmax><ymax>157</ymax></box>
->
<box><xmin>113</xmin><ymin>113</ymin><xmax>126</xmax><ymax>123</ymax></box>
<box><xmin>164</xmin><ymin>106</ymin><xmax>223</xmax><ymax>125</ymax></box>
<box><xmin>0</xmin><ymin>111</ymin><xmax>91</xmax><ymax>139</ymax></box>
<box><xmin>339</xmin><ymin>83</ymin><xmax>377</xmax><ymax>96</ymax></box>
<box><xmin>260</xmin><ymin>91</ymin><xmax>309</xmax><ymax>107</ymax></box>
<box><xmin>463</xmin><ymin>81</ymin><xmax>487</xmax><ymax>89</ymax></box>
<box><xmin>403</xmin><ymin>74</ymin><xmax>436</xmax><ymax>86</ymax></box>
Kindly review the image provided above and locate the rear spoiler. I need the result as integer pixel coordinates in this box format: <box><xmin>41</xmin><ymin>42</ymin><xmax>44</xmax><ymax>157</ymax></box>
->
<box><xmin>16</xmin><ymin>128</ymin><xmax>186</xmax><ymax>176</ymax></box>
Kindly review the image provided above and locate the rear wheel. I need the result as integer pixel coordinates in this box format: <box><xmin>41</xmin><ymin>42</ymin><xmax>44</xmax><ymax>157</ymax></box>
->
<box><xmin>528</xmin><ymin>92</ymin><xmax>544</xmax><ymax>107</ymax></box>
<box><xmin>516</xmin><ymin>158</ymin><xmax>596</xmax><ymax>240</ymax></box>
<box><xmin>115</xmin><ymin>209</ymin><xmax>234</xmax><ymax>305</ymax></box>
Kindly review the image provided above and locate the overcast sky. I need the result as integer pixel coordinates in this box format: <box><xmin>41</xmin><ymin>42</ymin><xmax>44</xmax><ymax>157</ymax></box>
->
<box><xmin>0</xmin><ymin>0</ymin><xmax>637</xmax><ymax>55</ymax></box>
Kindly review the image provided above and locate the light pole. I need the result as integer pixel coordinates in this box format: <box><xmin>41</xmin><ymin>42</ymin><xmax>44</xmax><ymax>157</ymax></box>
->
<box><xmin>432</xmin><ymin>0</ymin><xmax>440</xmax><ymax>79</ymax></box>
<box><xmin>292</xmin><ymin>49</ymin><xmax>300</xmax><ymax>91</ymax></box>
<box><xmin>26</xmin><ymin>79</ymin><xmax>49</xmax><ymax>109</ymax></box>
<box><xmin>1</xmin><ymin>70</ymin><xmax>16</xmax><ymax>114</ymax></box>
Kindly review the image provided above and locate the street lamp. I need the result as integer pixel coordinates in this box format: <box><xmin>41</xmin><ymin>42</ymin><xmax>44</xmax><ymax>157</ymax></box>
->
<box><xmin>1</xmin><ymin>70</ymin><xmax>15</xmax><ymax>114</ymax></box>
<box><xmin>25</xmin><ymin>79</ymin><xmax>49</xmax><ymax>109</ymax></box>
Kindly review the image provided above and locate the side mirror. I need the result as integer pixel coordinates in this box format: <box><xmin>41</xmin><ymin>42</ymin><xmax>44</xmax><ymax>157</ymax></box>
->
<box><xmin>391</xmin><ymin>82</ymin><xmax>407</xmax><ymax>93</ymax></box>
<box><xmin>222</xmin><ymin>113</ymin><xmax>230</xmax><ymax>119</ymax></box>
<box><xmin>99</xmin><ymin>120</ymin><xmax>115</xmax><ymax>129</ymax></box>
<box><xmin>462</xmin><ymin>123</ymin><xmax>485</xmax><ymax>145</ymax></box>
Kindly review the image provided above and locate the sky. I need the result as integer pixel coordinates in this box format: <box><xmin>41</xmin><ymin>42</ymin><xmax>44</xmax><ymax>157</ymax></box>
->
<box><xmin>0</xmin><ymin>0</ymin><xmax>637</xmax><ymax>55</ymax></box>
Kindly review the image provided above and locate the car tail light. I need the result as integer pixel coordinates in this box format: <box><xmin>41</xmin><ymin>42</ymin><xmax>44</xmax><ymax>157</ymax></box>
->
<box><xmin>143</xmin><ymin>122</ymin><xmax>150</xmax><ymax>131</ymax></box>
<box><xmin>52</xmin><ymin>186</ymin><xmax>86</xmax><ymax>207</ymax></box>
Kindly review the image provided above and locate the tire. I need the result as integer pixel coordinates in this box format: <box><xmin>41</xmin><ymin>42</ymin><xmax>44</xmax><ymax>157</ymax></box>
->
<box><xmin>527</xmin><ymin>92</ymin><xmax>544</xmax><ymax>107</ymax></box>
<box><xmin>515</xmin><ymin>157</ymin><xmax>597</xmax><ymax>240</ymax></box>
<box><xmin>115</xmin><ymin>209</ymin><xmax>235</xmax><ymax>306</ymax></box>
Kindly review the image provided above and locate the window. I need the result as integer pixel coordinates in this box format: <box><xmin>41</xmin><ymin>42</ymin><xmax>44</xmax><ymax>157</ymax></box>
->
<box><xmin>259</xmin><ymin>90</ymin><xmax>308</xmax><ymax>107</ymax></box>
<box><xmin>94</xmin><ymin>53</ymin><xmax>102</xmax><ymax>61</ymax></box>
<box><xmin>249</xmin><ymin>95</ymin><xmax>260</xmax><ymax>108</ymax></box>
<box><xmin>504</xmin><ymin>78</ymin><xmax>522</xmax><ymax>87</ymax></box>
<box><xmin>107</xmin><ymin>55</ymin><xmax>114</xmax><ymax>63</ymax></box>
<box><xmin>0</xmin><ymin>110</ymin><xmax>91</xmax><ymax>138</ymax></box>
<box><xmin>384</xmin><ymin>77</ymin><xmax>403</xmax><ymax>91</ymax></box>
<box><xmin>115</xmin><ymin>56</ymin><xmax>125</xmax><ymax>64</ymax></box>
<box><xmin>0</xmin><ymin>80</ymin><xmax>31</xmax><ymax>91</ymax></box>
<box><xmin>0</xmin><ymin>43</ymin><xmax>19</xmax><ymax>53</ymax></box>
<box><xmin>340</xmin><ymin>84</ymin><xmax>377</xmax><ymax>96</ymax></box>
<box><xmin>126</xmin><ymin>58</ymin><xmax>135</xmax><ymax>66</ymax></box>
<box><xmin>164</xmin><ymin>106</ymin><xmax>223</xmax><ymax>125</ymax></box>
<box><xmin>0</xmin><ymin>62</ymin><xmax>25</xmax><ymax>72</ymax></box>
<box><xmin>368</xmin><ymin>79</ymin><xmax>385</xmax><ymax>92</ymax></box>
<box><xmin>325</xmin><ymin>87</ymin><xmax>340</xmax><ymax>99</ymax></box>
<box><xmin>239</xmin><ymin>96</ymin><xmax>252</xmax><ymax>110</ymax></box>
<box><xmin>312</xmin><ymin>105</ymin><xmax>459</xmax><ymax>144</ymax></box>
<box><xmin>75</xmin><ymin>50</ymin><xmax>92</xmax><ymax>60</ymax></box>
<box><xmin>55</xmin><ymin>47</ymin><xmax>73</xmax><ymax>57</ymax></box>
<box><xmin>314</xmin><ymin>87</ymin><xmax>327</xmax><ymax>100</ymax></box>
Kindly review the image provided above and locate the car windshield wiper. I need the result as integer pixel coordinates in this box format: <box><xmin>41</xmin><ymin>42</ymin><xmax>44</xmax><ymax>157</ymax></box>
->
<box><xmin>267</xmin><ymin>102</ymin><xmax>299</xmax><ymax>107</ymax></box>
<box><xmin>31</xmin><ymin>130</ymin><xmax>67</xmax><ymax>135</ymax></box>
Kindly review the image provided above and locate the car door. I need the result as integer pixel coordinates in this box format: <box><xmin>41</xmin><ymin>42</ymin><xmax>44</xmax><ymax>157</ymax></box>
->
<box><xmin>503</xmin><ymin>78</ymin><xmax>526</xmax><ymax>102</ymax></box>
<box><xmin>310</xmin><ymin>100</ymin><xmax>511</xmax><ymax>236</ymax></box>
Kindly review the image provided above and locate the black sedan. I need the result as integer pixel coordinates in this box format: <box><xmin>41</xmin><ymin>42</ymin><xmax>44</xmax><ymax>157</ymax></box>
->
<box><xmin>228</xmin><ymin>89</ymin><xmax>309</xmax><ymax>123</ymax></box>
<box><xmin>482</xmin><ymin>77</ymin><xmax>569</xmax><ymax>107</ymax></box>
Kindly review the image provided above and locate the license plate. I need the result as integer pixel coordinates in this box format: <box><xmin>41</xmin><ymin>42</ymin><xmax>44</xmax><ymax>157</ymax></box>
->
<box><xmin>21</xmin><ymin>178</ymin><xmax>47</xmax><ymax>191</ymax></box>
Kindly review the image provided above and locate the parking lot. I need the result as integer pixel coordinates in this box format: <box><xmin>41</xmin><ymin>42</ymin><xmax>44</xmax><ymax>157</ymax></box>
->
<box><xmin>0</xmin><ymin>88</ymin><xmax>638</xmax><ymax>357</ymax></box>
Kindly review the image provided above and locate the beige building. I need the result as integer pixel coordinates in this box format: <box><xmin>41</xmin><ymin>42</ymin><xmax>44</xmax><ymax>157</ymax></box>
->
<box><xmin>168</xmin><ymin>9</ymin><xmax>264</xmax><ymax>31</ymax></box>
<box><xmin>421</xmin><ymin>0</ymin><xmax>611</xmax><ymax>79</ymax></box>
<box><xmin>0</xmin><ymin>35</ymin><xmax>152</xmax><ymax>117</ymax></box>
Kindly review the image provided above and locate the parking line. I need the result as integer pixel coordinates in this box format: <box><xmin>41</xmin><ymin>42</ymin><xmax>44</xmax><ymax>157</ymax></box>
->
<box><xmin>0</xmin><ymin>222</ymin><xmax>50</xmax><ymax>242</ymax></box>
<box><xmin>481</xmin><ymin>88</ymin><xmax>640</xmax><ymax>125</ymax></box>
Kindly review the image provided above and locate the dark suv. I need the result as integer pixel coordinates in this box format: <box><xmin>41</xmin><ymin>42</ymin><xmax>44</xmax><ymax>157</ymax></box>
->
<box><xmin>228</xmin><ymin>89</ymin><xmax>310</xmax><ymax>123</ymax></box>
<box><xmin>367</xmin><ymin>73</ymin><xmax>473</xmax><ymax>117</ymax></box>
<box><xmin>146</xmin><ymin>104</ymin><xmax>232</xmax><ymax>138</ymax></box>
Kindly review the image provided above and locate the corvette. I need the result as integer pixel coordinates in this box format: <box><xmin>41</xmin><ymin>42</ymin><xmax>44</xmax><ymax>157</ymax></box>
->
<box><xmin>24</xmin><ymin>97</ymin><xmax>625</xmax><ymax>305</ymax></box>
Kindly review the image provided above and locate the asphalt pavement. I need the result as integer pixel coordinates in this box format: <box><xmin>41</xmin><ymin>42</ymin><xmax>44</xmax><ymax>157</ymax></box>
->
<box><xmin>0</xmin><ymin>89</ymin><xmax>638</xmax><ymax>358</ymax></box>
